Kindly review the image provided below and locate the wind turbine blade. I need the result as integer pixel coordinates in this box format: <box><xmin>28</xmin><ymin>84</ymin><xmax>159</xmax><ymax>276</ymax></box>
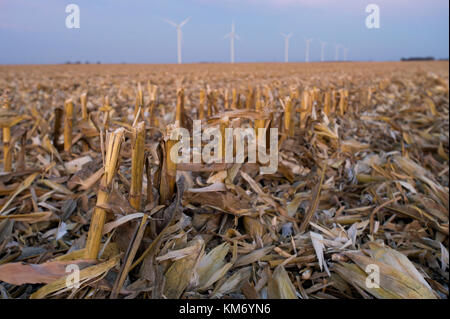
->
<box><xmin>235</xmin><ymin>34</ymin><xmax>240</xmax><ymax>40</ymax></box>
<box><xmin>179</xmin><ymin>17</ymin><xmax>190</xmax><ymax>27</ymax></box>
<box><xmin>224</xmin><ymin>33</ymin><xmax>231</xmax><ymax>39</ymax></box>
<box><xmin>163</xmin><ymin>18</ymin><xmax>178</xmax><ymax>27</ymax></box>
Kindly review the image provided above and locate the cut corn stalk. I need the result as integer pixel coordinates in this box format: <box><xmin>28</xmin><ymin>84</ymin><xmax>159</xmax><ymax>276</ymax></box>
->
<box><xmin>283</xmin><ymin>97</ymin><xmax>293</xmax><ymax>138</ymax></box>
<box><xmin>159</xmin><ymin>124</ymin><xmax>178</xmax><ymax>204</ymax></box>
<box><xmin>231</xmin><ymin>88</ymin><xmax>238</xmax><ymax>110</ymax></box>
<box><xmin>63</xmin><ymin>99</ymin><xmax>74</xmax><ymax>153</ymax></box>
<box><xmin>80</xmin><ymin>92</ymin><xmax>88</xmax><ymax>120</ymax></box>
<box><xmin>129</xmin><ymin>121</ymin><xmax>146</xmax><ymax>210</ymax></box>
<box><xmin>2</xmin><ymin>99</ymin><xmax>12</xmax><ymax>172</ymax></box>
<box><xmin>85</xmin><ymin>128</ymin><xmax>125</xmax><ymax>259</ymax></box>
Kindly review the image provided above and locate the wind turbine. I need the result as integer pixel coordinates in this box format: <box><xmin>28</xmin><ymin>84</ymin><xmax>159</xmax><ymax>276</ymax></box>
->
<box><xmin>319</xmin><ymin>40</ymin><xmax>327</xmax><ymax>62</ymax></box>
<box><xmin>281</xmin><ymin>33</ymin><xmax>293</xmax><ymax>63</ymax></box>
<box><xmin>163</xmin><ymin>17</ymin><xmax>190</xmax><ymax>64</ymax></box>
<box><xmin>304</xmin><ymin>38</ymin><xmax>313</xmax><ymax>62</ymax></box>
<box><xmin>224</xmin><ymin>21</ymin><xmax>240</xmax><ymax>63</ymax></box>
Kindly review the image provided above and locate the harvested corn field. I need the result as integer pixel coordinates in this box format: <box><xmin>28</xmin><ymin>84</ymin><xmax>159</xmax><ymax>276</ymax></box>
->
<box><xmin>0</xmin><ymin>61</ymin><xmax>448</xmax><ymax>299</ymax></box>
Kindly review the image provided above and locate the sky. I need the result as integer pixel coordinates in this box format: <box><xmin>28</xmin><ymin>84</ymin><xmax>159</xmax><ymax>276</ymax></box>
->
<box><xmin>0</xmin><ymin>0</ymin><xmax>448</xmax><ymax>64</ymax></box>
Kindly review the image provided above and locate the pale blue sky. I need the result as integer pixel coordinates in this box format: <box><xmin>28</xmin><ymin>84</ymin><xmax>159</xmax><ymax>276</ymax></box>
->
<box><xmin>0</xmin><ymin>0</ymin><xmax>448</xmax><ymax>64</ymax></box>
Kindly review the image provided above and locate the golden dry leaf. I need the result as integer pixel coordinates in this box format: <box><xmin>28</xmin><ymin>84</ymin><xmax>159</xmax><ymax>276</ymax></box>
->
<box><xmin>163</xmin><ymin>236</ymin><xmax>205</xmax><ymax>299</ymax></box>
<box><xmin>211</xmin><ymin>266</ymin><xmax>252</xmax><ymax>298</ymax></box>
<box><xmin>0</xmin><ymin>259</ymin><xmax>94</xmax><ymax>285</ymax></box>
<box><xmin>0</xmin><ymin>108</ymin><xmax>30</xmax><ymax>127</ymax></box>
<box><xmin>0</xmin><ymin>211</ymin><xmax>53</xmax><ymax>223</ymax></box>
<box><xmin>0</xmin><ymin>172</ymin><xmax>40</xmax><ymax>215</ymax></box>
<box><xmin>196</xmin><ymin>242</ymin><xmax>233</xmax><ymax>290</ymax></box>
<box><xmin>344</xmin><ymin>250</ymin><xmax>437</xmax><ymax>299</ymax></box>
<box><xmin>341</xmin><ymin>139</ymin><xmax>370</xmax><ymax>153</ymax></box>
<box><xmin>334</xmin><ymin>262</ymin><xmax>398</xmax><ymax>299</ymax></box>
<box><xmin>30</xmin><ymin>255</ymin><xmax>119</xmax><ymax>299</ymax></box>
<box><xmin>267</xmin><ymin>265</ymin><xmax>298</xmax><ymax>299</ymax></box>
<box><xmin>234</xmin><ymin>245</ymin><xmax>273</xmax><ymax>267</ymax></box>
<box><xmin>424</xmin><ymin>97</ymin><xmax>438</xmax><ymax>116</ymax></box>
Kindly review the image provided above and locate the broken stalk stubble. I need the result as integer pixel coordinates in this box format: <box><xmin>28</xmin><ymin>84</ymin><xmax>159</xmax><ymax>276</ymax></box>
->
<box><xmin>129</xmin><ymin>121</ymin><xmax>146</xmax><ymax>210</ymax></box>
<box><xmin>64</xmin><ymin>99</ymin><xmax>74</xmax><ymax>153</ymax></box>
<box><xmin>85</xmin><ymin>128</ymin><xmax>125</xmax><ymax>259</ymax></box>
<box><xmin>2</xmin><ymin>99</ymin><xmax>12</xmax><ymax>172</ymax></box>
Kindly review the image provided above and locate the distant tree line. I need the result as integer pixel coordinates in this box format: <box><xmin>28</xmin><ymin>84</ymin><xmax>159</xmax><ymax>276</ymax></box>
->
<box><xmin>401</xmin><ymin>57</ymin><xmax>435</xmax><ymax>61</ymax></box>
<box><xmin>64</xmin><ymin>61</ymin><xmax>101</xmax><ymax>64</ymax></box>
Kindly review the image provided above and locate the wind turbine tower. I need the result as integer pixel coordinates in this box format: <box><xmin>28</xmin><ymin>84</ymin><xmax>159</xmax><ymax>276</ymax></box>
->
<box><xmin>281</xmin><ymin>33</ymin><xmax>293</xmax><ymax>63</ymax></box>
<box><xmin>163</xmin><ymin>17</ymin><xmax>190</xmax><ymax>64</ymax></box>
<box><xmin>225</xmin><ymin>21</ymin><xmax>240</xmax><ymax>63</ymax></box>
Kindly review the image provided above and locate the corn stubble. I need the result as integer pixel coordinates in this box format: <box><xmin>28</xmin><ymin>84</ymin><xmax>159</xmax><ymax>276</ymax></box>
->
<box><xmin>0</xmin><ymin>61</ymin><xmax>448</xmax><ymax>300</ymax></box>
